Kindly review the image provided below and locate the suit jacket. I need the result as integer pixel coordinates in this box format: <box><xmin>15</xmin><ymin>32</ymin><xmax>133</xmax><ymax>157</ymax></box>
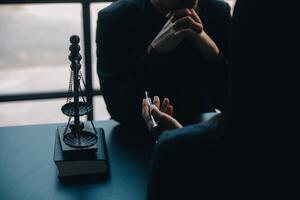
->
<box><xmin>147</xmin><ymin>115</ymin><xmax>226</xmax><ymax>200</ymax></box>
<box><xmin>96</xmin><ymin>0</ymin><xmax>231</xmax><ymax>128</ymax></box>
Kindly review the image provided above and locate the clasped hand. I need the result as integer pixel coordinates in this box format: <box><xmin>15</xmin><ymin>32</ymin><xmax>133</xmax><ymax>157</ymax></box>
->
<box><xmin>150</xmin><ymin>8</ymin><xmax>204</xmax><ymax>53</ymax></box>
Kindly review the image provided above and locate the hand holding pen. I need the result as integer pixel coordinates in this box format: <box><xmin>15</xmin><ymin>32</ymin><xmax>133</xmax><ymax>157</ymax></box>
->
<box><xmin>142</xmin><ymin>92</ymin><xmax>182</xmax><ymax>136</ymax></box>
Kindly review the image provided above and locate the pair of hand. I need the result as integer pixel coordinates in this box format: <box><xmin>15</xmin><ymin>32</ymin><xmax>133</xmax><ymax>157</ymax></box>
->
<box><xmin>150</xmin><ymin>8</ymin><xmax>219</xmax><ymax>56</ymax></box>
<box><xmin>150</xmin><ymin>8</ymin><xmax>203</xmax><ymax>53</ymax></box>
<box><xmin>142</xmin><ymin>96</ymin><xmax>182</xmax><ymax>137</ymax></box>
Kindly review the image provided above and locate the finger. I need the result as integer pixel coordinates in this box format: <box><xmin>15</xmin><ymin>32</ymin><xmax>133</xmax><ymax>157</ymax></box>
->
<box><xmin>143</xmin><ymin>99</ymin><xmax>156</xmax><ymax>131</ymax></box>
<box><xmin>142</xmin><ymin>99</ymin><xmax>150</xmax><ymax>120</ymax></box>
<box><xmin>173</xmin><ymin>16</ymin><xmax>203</xmax><ymax>33</ymax></box>
<box><xmin>170</xmin><ymin>9</ymin><xmax>192</xmax><ymax>22</ymax></box>
<box><xmin>150</xmin><ymin>106</ymin><xmax>165</xmax><ymax>122</ymax></box>
<box><xmin>166</xmin><ymin>105</ymin><xmax>173</xmax><ymax>116</ymax></box>
<box><xmin>161</xmin><ymin>98</ymin><xmax>170</xmax><ymax>113</ymax></box>
<box><xmin>173</xmin><ymin>16</ymin><xmax>194</xmax><ymax>31</ymax></box>
<box><xmin>153</xmin><ymin>96</ymin><xmax>160</xmax><ymax>109</ymax></box>
<box><xmin>190</xmin><ymin>9</ymin><xmax>202</xmax><ymax>24</ymax></box>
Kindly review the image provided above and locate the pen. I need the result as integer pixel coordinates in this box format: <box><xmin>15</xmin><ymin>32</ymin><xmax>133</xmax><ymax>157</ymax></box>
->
<box><xmin>145</xmin><ymin>91</ymin><xmax>158</xmax><ymax>128</ymax></box>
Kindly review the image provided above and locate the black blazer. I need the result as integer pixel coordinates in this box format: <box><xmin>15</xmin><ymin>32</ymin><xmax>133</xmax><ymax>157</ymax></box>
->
<box><xmin>96</xmin><ymin>0</ymin><xmax>231</xmax><ymax>127</ymax></box>
<box><xmin>147</xmin><ymin>116</ymin><xmax>224</xmax><ymax>200</ymax></box>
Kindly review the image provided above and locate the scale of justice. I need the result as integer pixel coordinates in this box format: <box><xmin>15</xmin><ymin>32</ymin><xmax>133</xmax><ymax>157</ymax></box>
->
<box><xmin>57</xmin><ymin>35</ymin><xmax>99</xmax><ymax>155</ymax></box>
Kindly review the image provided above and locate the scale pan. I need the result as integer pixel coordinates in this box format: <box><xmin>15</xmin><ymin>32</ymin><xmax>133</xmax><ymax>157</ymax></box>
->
<box><xmin>64</xmin><ymin>131</ymin><xmax>98</xmax><ymax>148</ymax></box>
<box><xmin>61</xmin><ymin>102</ymin><xmax>92</xmax><ymax>116</ymax></box>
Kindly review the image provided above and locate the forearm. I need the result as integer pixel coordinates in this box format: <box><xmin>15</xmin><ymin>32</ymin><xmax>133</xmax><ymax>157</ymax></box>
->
<box><xmin>193</xmin><ymin>31</ymin><xmax>220</xmax><ymax>62</ymax></box>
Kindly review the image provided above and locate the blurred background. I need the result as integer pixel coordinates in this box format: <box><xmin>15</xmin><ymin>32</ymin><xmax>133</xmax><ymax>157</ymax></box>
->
<box><xmin>0</xmin><ymin>0</ymin><xmax>236</xmax><ymax>127</ymax></box>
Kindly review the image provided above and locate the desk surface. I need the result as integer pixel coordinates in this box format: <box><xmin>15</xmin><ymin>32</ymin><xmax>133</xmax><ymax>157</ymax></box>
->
<box><xmin>0</xmin><ymin>121</ymin><xmax>153</xmax><ymax>200</ymax></box>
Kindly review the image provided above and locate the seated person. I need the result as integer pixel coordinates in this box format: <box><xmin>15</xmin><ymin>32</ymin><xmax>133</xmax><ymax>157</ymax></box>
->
<box><xmin>142</xmin><ymin>96</ymin><xmax>222</xmax><ymax>199</ymax></box>
<box><xmin>142</xmin><ymin>0</ymin><xmax>298</xmax><ymax>199</ymax></box>
<box><xmin>96</xmin><ymin>0</ymin><xmax>231</xmax><ymax>128</ymax></box>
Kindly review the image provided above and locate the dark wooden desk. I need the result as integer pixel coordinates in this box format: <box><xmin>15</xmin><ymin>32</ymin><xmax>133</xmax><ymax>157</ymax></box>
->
<box><xmin>0</xmin><ymin>120</ymin><xmax>153</xmax><ymax>200</ymax></box>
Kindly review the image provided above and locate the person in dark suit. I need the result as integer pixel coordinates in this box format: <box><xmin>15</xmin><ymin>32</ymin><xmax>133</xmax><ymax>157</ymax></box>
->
<box><xmin>96</xmin><ymin>0</ymin><xmax>231</xmax><ymax>129</ymax></box>
<box><xmin>143</xmin><ymin>0</ymin><xmax>298</xmax><ymax>199</ymax></box>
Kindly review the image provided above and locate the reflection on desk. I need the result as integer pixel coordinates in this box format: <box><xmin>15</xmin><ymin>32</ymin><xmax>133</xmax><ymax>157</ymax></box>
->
<box><xmin>0</xmin><ymin>120</ymin><xmax>154</xmax><ymax>200</ymax></box>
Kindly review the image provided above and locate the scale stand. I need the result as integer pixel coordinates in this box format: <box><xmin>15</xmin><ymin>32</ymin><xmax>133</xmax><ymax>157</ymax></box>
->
<box><xmin>57</xmin><ymin>35</ymin><xmax>98</xmax><ymax>155</ymax></box>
